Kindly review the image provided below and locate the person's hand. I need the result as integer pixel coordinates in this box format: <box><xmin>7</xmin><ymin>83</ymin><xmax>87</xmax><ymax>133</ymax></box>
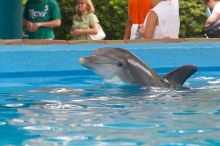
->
<box><xmin>70</xmin><ymin>29</ymin><xmax>83</xmax><ymax>36</ymax></box>
<box><xmin>26</xmin><ymin>21</ymin><xmax>40</xmax><ymax>32</ymax></box>
<box><xmin>137</xmin><ymin>24</ymin><xmax>144</xmax><ymax>35</ymax></box>
<box><xmin>32</xmin><ymin>23</ymin><xmax>40</xmax><ymax>32</ymax></box>
<box><xmin>26</xmin><ymin>21</ymin><xmax>35</xmax><ymax>32</ymax></box>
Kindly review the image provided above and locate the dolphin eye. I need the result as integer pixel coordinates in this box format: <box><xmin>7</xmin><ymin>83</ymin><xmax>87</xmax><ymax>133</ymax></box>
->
<box><xmin>118</xmin><ymin>62</ymin><xmax>123</xmax><ymax>67</ymax></box>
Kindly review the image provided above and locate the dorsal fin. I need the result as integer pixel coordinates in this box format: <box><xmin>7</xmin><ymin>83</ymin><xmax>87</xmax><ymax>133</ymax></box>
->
<box><xmin>163</xmin><ymin>65</ymin><xmax>198</xmax><ymax>88</ymax></box>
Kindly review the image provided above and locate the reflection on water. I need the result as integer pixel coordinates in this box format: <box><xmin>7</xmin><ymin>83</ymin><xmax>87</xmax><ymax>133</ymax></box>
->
<box><xmin>0</xmin><ymin>72</ymin><xmax>220</xmax><ymax>146</ymax></box>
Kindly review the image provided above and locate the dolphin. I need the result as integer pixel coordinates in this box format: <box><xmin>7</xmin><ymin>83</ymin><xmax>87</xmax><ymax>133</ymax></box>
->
<box><xmin>79</xmin><ymin>47</ymin><xmax>197</xmax><ymax>88</ymax></box>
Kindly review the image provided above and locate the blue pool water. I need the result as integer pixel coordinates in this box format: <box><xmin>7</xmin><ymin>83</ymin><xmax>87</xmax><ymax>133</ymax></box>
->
<box><xmin>0</xmin><ymin>42</ymin><xmax>220</xmax><ymax>145</ymax></box>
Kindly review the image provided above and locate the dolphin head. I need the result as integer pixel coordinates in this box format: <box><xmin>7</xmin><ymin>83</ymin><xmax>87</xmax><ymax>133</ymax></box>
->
<box><xmin>79</xmin><ymin>47</ymin><xmax>162</xmax><ymax>86</ymax></box>
<box><xmin>80</xmin><ymin>47</ymin><xmax>133</xmax><ymax>83</ymax></box>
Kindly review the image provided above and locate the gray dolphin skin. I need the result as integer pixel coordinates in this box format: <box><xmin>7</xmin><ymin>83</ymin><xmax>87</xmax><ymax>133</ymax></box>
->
<box><xmin>79</xmin><ymin>47</ymin><xmax>197</xmax><ymax>88</ymax></box>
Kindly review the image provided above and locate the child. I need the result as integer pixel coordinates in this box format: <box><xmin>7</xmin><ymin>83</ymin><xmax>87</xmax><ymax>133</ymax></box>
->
<box><xmin>71</xmin><ymin>0</ymin><xmax>100</xmax><ymax>40</ymax></box>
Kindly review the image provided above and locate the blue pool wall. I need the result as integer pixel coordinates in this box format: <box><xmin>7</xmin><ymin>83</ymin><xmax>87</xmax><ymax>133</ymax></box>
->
<box><xmin>0</xmin><ymin>42</ymin><xmax>220</xmax><ymax>77</ymax></box>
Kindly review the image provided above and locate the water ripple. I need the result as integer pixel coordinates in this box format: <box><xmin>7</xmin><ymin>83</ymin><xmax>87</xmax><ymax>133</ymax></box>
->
<box><xmin>172</xmin><ymin>110</ymin><xmax>201</xmax><ymax>115</ymax></box>
<box><xmin>44</xmin><ymin>103</ymin><xmax>84</xmax><ymax>110</ymax></box>
<box><xmin>23</xmin><ymin>126</ymin><xmax>52</xmax><ymax>131</ymax></box>
<box><xmin>208</xmin><ymin>79</ymin><xmax>220</xmax><ymax>85</ymax></box>
<box><xmin>0</xmin><ymin>121</ymin><xmax>6</xmax><ymax>126</ymax></box>
<box><xmin>159</xmin><ymin>128</ymin><xmax>220</xmax><ymax>136</ymax></box>
<box><xmin>11</xmin><ymin>119</ymin><xmax>24</xmax><ymax>123</ymax></box>
<box><xmin>195</xmin><ymin>77</ymin><xmax>215</xmax><ymax>81</ymax></box>
<box><xmin>160</xmin><ymin>142</ymin><xmax>204</xmax><ymax>146</ymax></box>
<box><xmin>213</xmin><ymin>109</ymin><xmax>220</xmax><ymax>115</ymax></box>
<box><xmin>4</xmin><ymin>103</ymin><xmax>24</xmax><ymax>107</ymax></box>
<box><xmin>104</xmin><ymin>123</ymin><xmax>160</xmax><ymax>129</ymax></box>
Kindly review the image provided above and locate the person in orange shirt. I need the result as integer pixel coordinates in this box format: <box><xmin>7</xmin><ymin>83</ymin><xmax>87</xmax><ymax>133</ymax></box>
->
<box><xmin>123</xmin><ymin>0</ymin><xmax>153</xmax><ymax>40</ymax></box>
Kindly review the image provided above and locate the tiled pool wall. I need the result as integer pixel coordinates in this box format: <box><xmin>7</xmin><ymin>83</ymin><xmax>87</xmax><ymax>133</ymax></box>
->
<box><xmin>0</xmin><ymin>41</ymin><xmax>220</xmax><ymax>77</ymax></box>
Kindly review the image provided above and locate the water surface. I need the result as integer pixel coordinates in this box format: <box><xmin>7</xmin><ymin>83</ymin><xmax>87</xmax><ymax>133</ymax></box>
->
<box><xmin>1</xmin><ymin>68</ymin><xmax>220</xmax><ymax>146</ymax></box>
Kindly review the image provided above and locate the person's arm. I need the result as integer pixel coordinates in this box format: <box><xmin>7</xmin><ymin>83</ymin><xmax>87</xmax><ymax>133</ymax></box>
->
<box><xmin>23</xmin><ymin>2</ymin><xmax>35</xmax><ymax>32</ymax></box>
<box><xmin>138</xmin><ymin>10</ymin><xmax>158</xmax><ymax>39</ymax></box>
<box><xmin>71</xmin><ymin>23</ymin><xmax>99</xmax><ymax>36</ymax></box>
<box><xmin>36</xmin><ymin>19</ymin><xmax>61</xmax><ymax>28</ymax></box>
<box><xmin>206</xmin><ymin>12</ymin><xmax>220</xmax><ymax>27</ymax></box>
<box><xmin>123</xmin><ymin>17</ymin><xmax>132</xmax><ymax>40</ymax></box>
<box><xmin>24</xmin><ymin>19</ymin><xmax>61</xmax><ymax>32</ymax></box>
<box><xmin>82</xmin><ymin>23</ymin><xmax>99</xmax><ymax>34</ymax></box>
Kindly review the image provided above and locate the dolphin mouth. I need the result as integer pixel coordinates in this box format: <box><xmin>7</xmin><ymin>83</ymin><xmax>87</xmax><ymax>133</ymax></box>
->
<box><xmin>79</xmin><ymin>57</ymin><xmax>99</xmax><ymax>65</ymax></box>
<box><xmin>79</xmin><ymin>56</ymin><xmax>115</xmax><ymax>67</ymax></box>
<box><xmin>79</xmin><ymin>57</ymin><xmax>87</xmax><ymax>65</ymax></box>
<box><xmin>79</xmin><ymin>57</ymin><xmax>94</xmax><ymax>69</ymax></box>
<box><xmin>79</xmin><ymin>57</ymin><xmax>104</xmax><ymax>69</ymax></box>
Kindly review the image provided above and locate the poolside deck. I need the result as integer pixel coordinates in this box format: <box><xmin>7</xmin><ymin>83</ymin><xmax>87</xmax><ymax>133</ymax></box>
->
<box><xmin>0</xmin><ymin>38</ymin><xmax>220</xmax><ymax>45</ymax></box>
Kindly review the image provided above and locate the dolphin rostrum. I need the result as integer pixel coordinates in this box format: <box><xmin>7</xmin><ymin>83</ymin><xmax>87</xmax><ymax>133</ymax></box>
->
<box><xmin>79</xmin><ymin>47</ymin><xmax>197</xmax><ymax>88</ymax></box>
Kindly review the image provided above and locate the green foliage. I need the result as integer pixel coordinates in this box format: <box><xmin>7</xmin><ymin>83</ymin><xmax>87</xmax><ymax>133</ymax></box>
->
<box><xmin>179</xmin><ymin>0</ymin><xmax>207</xmax><ymax>37</ymax></box>
<box><xmin>55</xmin><ymin>0</ymin><xmax>207</xmax><ymax>40</ymax></box>
<box><xmin>94</xmin><ymin>0</ymin><xmax>127</xmax><ymax>40</ymax></box>
<box><xmin>55</xmin><ymin>0</ymin><xmax>76</xmax><ymax>39</ymax></box>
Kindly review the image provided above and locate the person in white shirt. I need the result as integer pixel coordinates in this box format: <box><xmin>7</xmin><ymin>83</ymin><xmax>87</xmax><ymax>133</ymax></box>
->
<box><xmin>138</xmin><ymin>0</ymin><xmax>180</xmax><ymax>39</ymax></box>
<box><xmin>205</xmin><ymin>0</ymin><xmax>220</xmax><ymax>27</ymax></box>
